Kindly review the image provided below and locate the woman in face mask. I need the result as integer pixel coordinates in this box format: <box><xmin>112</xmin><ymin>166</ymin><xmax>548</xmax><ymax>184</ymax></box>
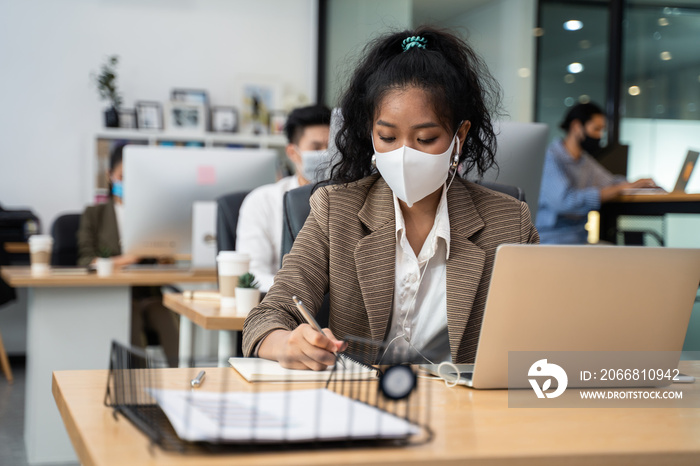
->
<box><xmin>77</xmin><ymin>144</ymin><xmax>139</xmax><ymax>269</ymax></box>
<box><xmin>243</xmin><ymin>26</ymin><xmax>539</xmax><ymax>368</ymax></box>
<box><xmin>535</xmin><ymin>103</ymin><xmax>658</xmax><ymax>244</ymax></box>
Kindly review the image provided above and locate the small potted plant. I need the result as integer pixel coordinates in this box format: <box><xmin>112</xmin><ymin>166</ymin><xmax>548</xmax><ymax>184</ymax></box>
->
<box><xmin>95</xmin><ymin>247</ymin><xmax>114</xmax><ymax>277</ymax></box>
<box><xmin>234</xmin><ymin>272</ymin><xmax>260</xmax><ymax>315</ymax></box>
<box><xmin>93</xmin><ymin>55</ymin><xmax>123</xmax><ymax>128</ymax></box>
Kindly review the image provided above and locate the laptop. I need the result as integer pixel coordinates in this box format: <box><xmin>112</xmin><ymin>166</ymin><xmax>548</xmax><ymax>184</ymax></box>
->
<box><xmin>672</xmin><ymin>150</ymin><xmax>699</xmax><ymax>193</ymax></box>
<box><xmin>621</xmin><ymin>149</ymin><xmax>699</xmax><ymax>195</ymax></box>
<box><xmin>421</xmin><ymin>244</ymin><xmax>700</xmax><ymax>389</ymax></box>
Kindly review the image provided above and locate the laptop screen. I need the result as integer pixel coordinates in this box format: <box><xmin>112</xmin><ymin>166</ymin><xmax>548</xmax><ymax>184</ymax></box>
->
<box><xmin>673</xmin><ymin>150</ymin><xmax>699</xmax><ymax>193</ymax></box>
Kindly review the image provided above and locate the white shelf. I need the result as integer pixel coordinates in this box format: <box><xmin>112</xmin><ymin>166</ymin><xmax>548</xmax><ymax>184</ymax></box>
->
<box><xmin>96</xmin><ymin>127</ymin><xmax>288</xmax><ymax>148</ymax></box>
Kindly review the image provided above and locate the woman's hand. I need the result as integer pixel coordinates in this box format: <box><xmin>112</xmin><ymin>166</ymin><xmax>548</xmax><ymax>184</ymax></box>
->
<box><xmin>90</xmin><ymin>253</ymin><xmax>140</xmax><ymax>268</ymax></box>
<box><xmin>112</xmin><ymin>254</ymin><xmax>140</xmax><ymax>268</ymax></box>
<box><xmin>258</xmin><ymin>326</ymin><xmax>346</xmax><ymax>371</ymax></box>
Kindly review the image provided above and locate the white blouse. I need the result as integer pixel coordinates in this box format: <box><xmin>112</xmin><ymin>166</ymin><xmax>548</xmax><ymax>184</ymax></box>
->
<box><xmin>381</xmin><ymin>185</ymin><xmax>451</xmax><ymax>364</ymax></box>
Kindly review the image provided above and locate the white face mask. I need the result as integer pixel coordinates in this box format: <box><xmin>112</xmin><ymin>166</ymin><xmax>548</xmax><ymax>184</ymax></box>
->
<box><xmin>298</xmin><ymin>149</ymin><xmax>331</xmax><ymax>183</ymax></box>
<box><xmin>373</xmin><ymin>135</ymin><xmax>459</xmax><ymax>207</ymax></box>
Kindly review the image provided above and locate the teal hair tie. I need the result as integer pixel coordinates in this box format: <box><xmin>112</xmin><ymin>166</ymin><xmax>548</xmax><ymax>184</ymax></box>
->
<box><xmin>401</xmin><ymin>35</ymin><xmax>427</xmax><ymax>52</ymax></box>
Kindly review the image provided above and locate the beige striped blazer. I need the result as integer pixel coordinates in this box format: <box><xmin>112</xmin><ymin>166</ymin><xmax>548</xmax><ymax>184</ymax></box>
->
<box><xmin>242</xmin><ymin>174</ymin><xmax>539</xmax><ymax>363</ymax></box>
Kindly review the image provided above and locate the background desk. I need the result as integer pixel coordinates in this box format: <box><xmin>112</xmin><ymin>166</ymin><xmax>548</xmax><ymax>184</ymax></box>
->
<box><xmin>3</xmin><ymin>241</ymin><xmax>30</xmax><ymax>254</ymax></box>
<box><xmin>0</xmin><ymin>266</ymin><xmax>216</xmax><ymax>465</ymax></box>
<box><xmin>599</xmin><ymin>192</ymin><xmax>700</xmax><ymax>243</ymax></box>
<box><xmin>162</xmin><ymin>293</ymin><xmax>246</xmax><ymax>366</ymax></box>
<box><xmin>53</xmin><ymin>362</ymin><xmax>700</xmax><ymax>466</ymax></box>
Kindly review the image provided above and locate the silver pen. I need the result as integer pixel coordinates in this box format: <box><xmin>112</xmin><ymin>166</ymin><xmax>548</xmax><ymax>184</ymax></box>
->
<box><xmin>190</xmin><ymin>370</ymin><xmax>206</xmax><ymax>388</ymax></box>
<box><xmin>292</xmin><ymin>295</ymin><xmax>345</xmax><ymax>368</ymax></box>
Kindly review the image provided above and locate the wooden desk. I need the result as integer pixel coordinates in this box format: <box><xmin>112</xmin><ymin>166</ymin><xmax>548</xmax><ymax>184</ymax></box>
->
<box><xmin>162</xmin><ymin>293</ymin><xmax>246</xmax><ymax>367</ymax></box>
<box><xmin>600</xmin><ymin>192</ymin><xmax>700</xmax><ymax>243</ymax></box>
<box><xmin>4</xmin><ymin>241</ymin><xmax>30</xmax><ymax>254</ymax></box>
<box><xmin>53</xmin><ymin>363</ymin><xmax>700</xmax><ymax>466</ymax></box>
<box><xmin>163</xmin><ymin>293</ymin><xmax>246</xmax><ymax>331</ymax></box>
<box><xmin>1</xmin><ymin>267</ymin><xmax>216</xmax><ymax>287</ymax></box>
<box><xmin>0</xmin><ymin>266</ymin><xmax>216</xmax><ymax>465</ymax></box>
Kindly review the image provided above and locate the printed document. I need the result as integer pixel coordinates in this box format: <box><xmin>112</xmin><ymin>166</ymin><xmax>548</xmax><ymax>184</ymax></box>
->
<box><xmin>149</xmin><ymin>388</ymin><xmax>417</xmax><ymax>442</ymax></box>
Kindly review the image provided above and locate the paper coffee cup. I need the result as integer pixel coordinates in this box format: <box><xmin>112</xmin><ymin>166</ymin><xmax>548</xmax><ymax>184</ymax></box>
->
<box><xmin>216</xmin><ymin>251</ymin><xmax>250</xmax><ymax>308</ymax></box>
<box><xmin>28</xmin><ymin>234</ymin><xmax>53</xmax><ymax>275</ymax></box>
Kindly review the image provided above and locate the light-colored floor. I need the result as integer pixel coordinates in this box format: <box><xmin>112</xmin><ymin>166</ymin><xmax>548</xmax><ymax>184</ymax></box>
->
<box><xmin>0</xmin><ymin>345</ymin><xmax>178</xmax><ymax>466</ymax></box>
<box><xmin>0</xmin><ymin>359</ymin><xmax>78</xmax><ymax>466</ymax></box>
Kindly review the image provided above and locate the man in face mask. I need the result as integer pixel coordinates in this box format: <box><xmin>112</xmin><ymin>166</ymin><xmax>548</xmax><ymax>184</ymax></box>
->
<box><xmin>236</xmin><ymin>105</ymin><xmax>331</xmax><ymax>292</ymax></box>
<box><xmin>536</xmin><ymin>102</ymin><xmax>658</xmax><ymax>244</ymax></box>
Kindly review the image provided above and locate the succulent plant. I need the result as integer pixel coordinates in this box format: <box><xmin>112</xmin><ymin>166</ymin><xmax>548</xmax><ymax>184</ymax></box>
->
<box><xmin>237</xmin><ymin>272</ymin><xmax>259</xmax><ymax>289</ymax></box>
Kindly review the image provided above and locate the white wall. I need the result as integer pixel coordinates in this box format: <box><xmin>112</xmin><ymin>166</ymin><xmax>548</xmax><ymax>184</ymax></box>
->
<box><xmin>440</xmin><ymin>0</ymin><xmax>537</xmax><ymax>122</ymax></box>
<box><xmin>0</xmin><ymin>0</ymin><xmax>318</xmax><ymax>230</ymax></box>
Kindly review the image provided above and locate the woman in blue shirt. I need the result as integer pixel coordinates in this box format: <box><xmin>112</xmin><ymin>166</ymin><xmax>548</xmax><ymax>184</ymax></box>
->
<box><xmin>536</xmin><ymin>103</ymin><xmax>656</xmax><ymax>244</ymax></box>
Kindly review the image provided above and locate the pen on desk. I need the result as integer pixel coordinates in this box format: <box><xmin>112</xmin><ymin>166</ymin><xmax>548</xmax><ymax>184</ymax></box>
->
<box><xmin>190</xmin><ymin>370</ymin><xmax>206</xmax><ymax>388</ymax></box>
<box><xmin>292</xmin><ymin>295</ymin><xmax>345</xmax><ymax>367</ymax></box>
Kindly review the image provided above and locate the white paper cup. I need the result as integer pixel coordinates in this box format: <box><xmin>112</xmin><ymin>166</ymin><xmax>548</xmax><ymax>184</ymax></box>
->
<box><xmin>216</xmin><ymin>251</ymin><xmax>250</xmax><ymax>308</ymax></box>
<box><xmin>28</xmin><ymin>234</ymin><xmax>53</xmax><ymax>275</ymax></box>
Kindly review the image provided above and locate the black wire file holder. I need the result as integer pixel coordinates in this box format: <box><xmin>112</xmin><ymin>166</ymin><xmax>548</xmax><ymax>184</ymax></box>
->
<box><xmin>104</xmin><ymin>339</ymin><xmax>433</xmax><ymax>455</ymax></box>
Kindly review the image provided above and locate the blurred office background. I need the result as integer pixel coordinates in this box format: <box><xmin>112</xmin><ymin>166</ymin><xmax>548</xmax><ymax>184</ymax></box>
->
<box><xmin>1</xmin><ymin>0</ymin><xmax>699</xmax><ymax>354</ymax></box>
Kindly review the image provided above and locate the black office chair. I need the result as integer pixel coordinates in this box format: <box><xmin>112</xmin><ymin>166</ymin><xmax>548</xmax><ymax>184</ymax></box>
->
<box><xmin>51</xmin><ymin>213</ymin><xmax>82</xmax><ymax>266</ymax></box>
<box><xmin>281</xmin><ymin>184</ymin><xmax>315</xmax><ymax>264</ymax></box>
<box><xmin>215</xmin><ymin>190</ymin><xmax>250</xmax><ymax>252</ymax></box>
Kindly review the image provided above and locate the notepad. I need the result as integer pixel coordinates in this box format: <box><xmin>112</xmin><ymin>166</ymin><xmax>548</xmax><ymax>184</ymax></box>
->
<box><xmin>228</xmin><ymin>357</ymin><xmax>377</xmax><ymax>382</ymax></box>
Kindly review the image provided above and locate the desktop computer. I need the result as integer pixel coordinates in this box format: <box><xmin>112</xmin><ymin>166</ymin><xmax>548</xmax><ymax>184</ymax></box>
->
<box><xmin>122</xmin><ymin>145</ymin><xmax>278</xmax><ymax>258</ymax></box>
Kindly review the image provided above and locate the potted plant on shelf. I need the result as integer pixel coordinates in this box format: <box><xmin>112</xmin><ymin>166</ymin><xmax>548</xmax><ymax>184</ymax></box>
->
<box><xmin>95</xmin><ymin>247</ymin><xmax>114</xmax><ymax>277</ymax></box>
<box><xmin>93</xmin><ymin>55</ymin><xmax>123</xmax><ymax>128</ymax></box>
<box><xmin>234</xmin><ymin>272</ymin><xmax>260</xmax><ymax>315</ymax></box>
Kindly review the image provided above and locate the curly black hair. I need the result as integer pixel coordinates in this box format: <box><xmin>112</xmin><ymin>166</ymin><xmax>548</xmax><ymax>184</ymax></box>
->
<box><xmin>329</xmin><ymin>26</ymin><xmax>502</xmax><ymax>184</ymax></box>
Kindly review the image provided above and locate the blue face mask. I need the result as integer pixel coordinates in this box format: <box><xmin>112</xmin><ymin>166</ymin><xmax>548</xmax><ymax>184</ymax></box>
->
<box><xmin>112</xmin><ymin>180</ymin><xmax>123</xmax><ymax>199</ymax></box>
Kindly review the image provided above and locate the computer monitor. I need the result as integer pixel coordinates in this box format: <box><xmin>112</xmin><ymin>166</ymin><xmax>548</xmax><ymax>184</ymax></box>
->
<box><xmin>122</xmin><ymin>145</ymin><xmax>278</xmax><ymax>257</ymax></box>
<box><xmin>477</xmin><ymin>121</ymin><xmax>549</xmax><ymax>220</ymax></box>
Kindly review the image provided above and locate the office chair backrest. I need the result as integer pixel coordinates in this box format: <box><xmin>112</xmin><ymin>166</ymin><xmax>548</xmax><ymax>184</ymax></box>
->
<box><xmin>281</xmin><ymin>184</ymin><xmax>315</xmax><ymax>261</ymax></box>
<box><xmin>475</xmin><ymin>180</ymin><xmax>526</xmax><ymax>202</ymax></box>
<box><xmin>216</xmin><ymin>190</ymin><xmax>250</xmax><ymax>252</ymax></box>
<box><xmin>50</xmin><ymin>213</ymin><xmax>82</xmax><ymax>266</ymax></box>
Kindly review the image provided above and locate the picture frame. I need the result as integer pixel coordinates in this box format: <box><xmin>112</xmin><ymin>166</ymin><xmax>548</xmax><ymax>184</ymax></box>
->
<box><xmin>210</xmin><ymin>106</ymin><xmax>239</xmax><ymax>133</ymax></box>
<box><xmin>134</xmin><ymin>101</ymin><xmax>163</xmax><ymax>130</ymax></box>
<box><xmin>170</xmin><ymin>88</ymin><xmax>209</xmax><ymax>106</ymax></box>
<box><xmin>239</xmin><ymin>82</ymin><xmax>276</xmax><ymax>135</ymax></box>
<box><xmin>269</xmin><ymin>110</ymin><xmax>287</xmax><ymax>135</ymax></box>
<box><xmin>165</xmin><ymin>101</ymin><xmax>206</xmax><ymax>134</ymax></box>
<box><xmin>118</xmin><ymin>108</ymin><xmax>136</xmax><ymax>129</ymax></box>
